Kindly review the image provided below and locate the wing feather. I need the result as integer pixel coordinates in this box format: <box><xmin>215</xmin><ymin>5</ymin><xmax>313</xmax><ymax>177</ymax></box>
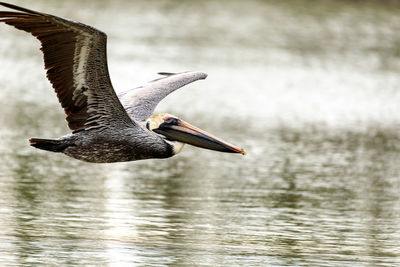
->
<box><xmin>118</xmin><ymin>71</ymin><xmax>208</xmax><ymax>121</ymax></box>
<box><xmin>0</xmin><ymin>2</ymin><xmax>135</xmax><ymax>131</ymax></box>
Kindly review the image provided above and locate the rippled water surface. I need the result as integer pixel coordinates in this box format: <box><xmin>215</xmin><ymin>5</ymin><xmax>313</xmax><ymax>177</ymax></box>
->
<box><xmin>1</xmin><ymin>0</ymin><xmax>400</xmax><ymax>266</ymax></box>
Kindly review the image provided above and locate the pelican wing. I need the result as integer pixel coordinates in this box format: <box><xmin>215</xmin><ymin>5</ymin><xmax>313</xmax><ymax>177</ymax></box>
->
<box><xmin>118</xmin><ymin>71</ymin><xmax>207</xmax><ymax>121</ymax></box>
<box><xmin>0</xmin><ymin>2</ymin><xmax>135</xmax><ymax>131</ymax></box>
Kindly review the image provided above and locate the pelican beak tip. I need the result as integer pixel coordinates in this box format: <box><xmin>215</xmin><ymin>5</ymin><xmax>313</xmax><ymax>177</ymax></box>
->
<box><xmin>240</xmin><ymin>148</ymin><xmax>247</xmax><ymax>156</ymax></box>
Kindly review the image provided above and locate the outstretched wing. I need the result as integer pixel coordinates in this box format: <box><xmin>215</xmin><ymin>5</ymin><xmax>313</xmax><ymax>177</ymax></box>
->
<box><xmin>0</xmin><ymin>2</ymin><xmax>135</xmax><ymax>131</ymax></box>
<box><xmin>118</xmin><ymin>71</ymin><xmax>208</xmax><ymax>121</ymax></box>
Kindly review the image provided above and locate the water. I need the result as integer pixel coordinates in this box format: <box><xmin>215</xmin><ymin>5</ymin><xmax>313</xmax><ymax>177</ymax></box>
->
<box><xmin>1</xmin><ymin>0</ymin><xmax>400</xmax><ymax>266</ymax></box>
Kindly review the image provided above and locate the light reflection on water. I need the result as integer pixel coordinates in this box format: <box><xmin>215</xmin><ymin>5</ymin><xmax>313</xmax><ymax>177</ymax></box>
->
<box><xmin>1</xmin><ymin>0</ymin><xmax>400</xmax><ymax>266</ymax></box>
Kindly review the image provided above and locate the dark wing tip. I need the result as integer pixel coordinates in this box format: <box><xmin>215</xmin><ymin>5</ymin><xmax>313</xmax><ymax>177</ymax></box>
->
<box><xmin>158</xmin><ymin>72</ymin><xmax>177</xmax><ymax>76</ymax></box>
<box><xmin>0</xmin><ymin>2</ymin><xmax>41</xmax><ymax>14</ymax></box>
<box><xmin>158</xmin><ymin>71</ymin><xmax>208</xmax><ymax>80</ymax></box>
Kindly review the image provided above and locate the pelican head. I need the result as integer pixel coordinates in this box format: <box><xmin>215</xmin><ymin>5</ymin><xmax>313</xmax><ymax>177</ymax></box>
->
<box><xmin>146</xmin><ymin>113</ymin><xmax>246</xmax><ymax>155</ymax></box>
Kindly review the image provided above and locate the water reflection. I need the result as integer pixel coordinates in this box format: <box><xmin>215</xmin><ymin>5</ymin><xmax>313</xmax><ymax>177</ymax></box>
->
<box><xmin>1</xmin><ymin>0</ymin><xmax>400</xmax><ymax>266</ymax></box>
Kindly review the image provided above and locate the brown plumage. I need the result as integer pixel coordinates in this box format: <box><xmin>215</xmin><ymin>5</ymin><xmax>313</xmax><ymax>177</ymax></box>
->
<box><xmin>0</xmin><ymin>2</ymin><xmax>132</xmax><ymax>131</ymax></box>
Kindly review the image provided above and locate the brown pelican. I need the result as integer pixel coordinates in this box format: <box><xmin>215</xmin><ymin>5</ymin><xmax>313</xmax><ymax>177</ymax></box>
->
<box><xmin>0</xmin><ymin>2</ymin><xmax>246</xmax><ymax>163</ymax></box>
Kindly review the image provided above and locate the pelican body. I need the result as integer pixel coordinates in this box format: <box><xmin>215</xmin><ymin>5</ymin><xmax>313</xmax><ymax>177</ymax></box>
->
<box><xmin>0</xmin><ymin>2</ymin><xmax>246</xmax><ymax>163</ymax></box>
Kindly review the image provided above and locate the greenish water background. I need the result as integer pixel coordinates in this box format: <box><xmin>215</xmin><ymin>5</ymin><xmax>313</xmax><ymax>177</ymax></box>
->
<box><xmin>0</xmin><ymin>0</ymin><xmax>400</xmax><ymax>266</ymax></box>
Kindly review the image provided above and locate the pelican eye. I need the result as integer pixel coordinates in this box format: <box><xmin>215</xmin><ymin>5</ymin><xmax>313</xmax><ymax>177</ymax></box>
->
<box><xmin>164</xmin><ymin>117</ymin><xmax>176</xmax><ymax>124</ymax></box>
<box><xmin>146</xmin><ymin>121</ymin><xmax>150</xmax><ymax>130</ymax></box>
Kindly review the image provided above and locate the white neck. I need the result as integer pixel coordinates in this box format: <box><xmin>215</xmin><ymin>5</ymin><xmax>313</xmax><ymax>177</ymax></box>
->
<box><xmin>168</xmin><ymin>141</ymin><xmax>185</xmax><ymax>155</ymax></box>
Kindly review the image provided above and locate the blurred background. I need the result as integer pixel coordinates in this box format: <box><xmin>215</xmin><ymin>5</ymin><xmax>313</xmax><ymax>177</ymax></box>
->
<box><xmin>0</xmin><ymin>0</ymin><xmax>400</xmax><ymax>266</ymax></box>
